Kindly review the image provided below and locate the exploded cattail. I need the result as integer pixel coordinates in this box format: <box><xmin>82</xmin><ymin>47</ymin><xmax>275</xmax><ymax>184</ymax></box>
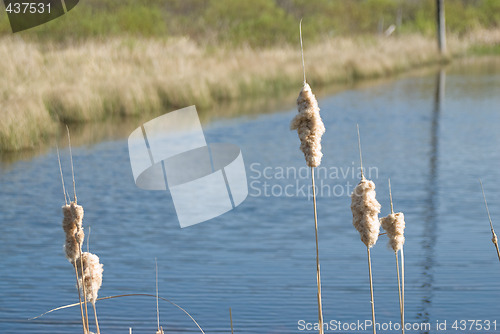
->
<box><xmin>291</xmin><ymin>83</ymin><xmax>325</xmax><ymax>167</ymax></box>
<box><xmin>71</xmin><ymin>202</ymin><xmax>85</xmax><ymax>245</ymax></box>
<box><xmin>62</xmin><ymin>204</ymin><xmax>85</xmax><ymax>262</ymax></box>
<box><xmin>380</xmin><ymin>212</ymin><xmax>406</xmax><ymax>252</ymax></box>
<box><xmin>78</xmin><ymin>252</ymin><xmax>103</xmax><ymax>304</ymax></box>
<box><xmin>351</xmin><ymin>179</ymin><xmax>382</xmax><ymax>248</ymax></box>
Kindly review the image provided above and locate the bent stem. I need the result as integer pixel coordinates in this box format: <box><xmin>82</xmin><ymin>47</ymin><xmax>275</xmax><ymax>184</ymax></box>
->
<box><xmin>31</xmin><ymin>293</ymin><xmax>206</xmax><ymax>334</ymax></box>
<box><xmin>311</xmin><ymin>167</ymin><xmax>324</xmax><ymax>334</ymax></box>
<box><xmin>367</xmin><ymin>247</ymin><xmax>376</xmax><ymax>334</ymax></box>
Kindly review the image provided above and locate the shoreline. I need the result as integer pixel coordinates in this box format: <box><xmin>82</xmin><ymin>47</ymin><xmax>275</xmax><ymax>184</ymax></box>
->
<box><xmin>1</xmin><ymin>29</ymin><xmax>500</xmax><ymax>152</ymax></box>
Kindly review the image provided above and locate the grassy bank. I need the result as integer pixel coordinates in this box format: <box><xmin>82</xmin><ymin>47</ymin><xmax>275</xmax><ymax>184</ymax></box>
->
<box><xmin>1</xmin><ymin>29</ymin><xmax>500</xmax><ymax>151</ymax></box>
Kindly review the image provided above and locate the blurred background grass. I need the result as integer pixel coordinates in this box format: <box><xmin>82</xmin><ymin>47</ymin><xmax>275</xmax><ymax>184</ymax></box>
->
<box><xmin>1</xmin><ymin>0</ymin><xmax>500</xmax><ymax>151</ymax></box>
<box><xmin>0</xmin><ymin>0</ymin><xmax>499</xmax><ymax>46</ymax></box>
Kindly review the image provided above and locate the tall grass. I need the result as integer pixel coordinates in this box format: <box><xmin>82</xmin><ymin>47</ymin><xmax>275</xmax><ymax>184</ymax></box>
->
<box><xmin>1</xmin><ymin>30</ymin><xmax>500</xmax><ymax>151</ymax></box>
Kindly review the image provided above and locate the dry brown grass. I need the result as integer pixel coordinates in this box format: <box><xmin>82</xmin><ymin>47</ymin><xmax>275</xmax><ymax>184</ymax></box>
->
<box><xmin>1</xmin><ymin>30</ymin><xmax>499</xmax><ymax>151</ymax></box>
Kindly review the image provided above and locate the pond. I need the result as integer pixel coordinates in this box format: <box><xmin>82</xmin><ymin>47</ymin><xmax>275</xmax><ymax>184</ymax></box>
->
<box><xmin>1</xmin><ymin>58</ymin><xmax>500</xmax><ymax>334</ymax></box>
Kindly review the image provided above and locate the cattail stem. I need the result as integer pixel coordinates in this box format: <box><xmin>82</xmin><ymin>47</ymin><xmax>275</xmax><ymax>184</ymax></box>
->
<box><xmin>311</xmin><ymin>167</ymin><xmax>324</xmax><ymax>334</ymax></box>
<box><xmin>156</xmin><ymin>258</ymin><xmax>160</xmax><ymax>332</ymax></box>
<box><xmin>56</xmin><ymin>145</ymin><xmax>68</xmax><ymax>205</ymax></box>
<box><xmin>299</xmin><ymin>19</ymin><xmax>306</xmax><ymax>85</ymax></box>
<box><xmin>73</xmin><ymin>261</ymin><xmax>88</xmax><ymax>334</ymax></box>
<box><xmin>229</xmin><ymin>307</ymin><xmax>234</xmax><ymax>334</ymax></box>
<box><xmin>92</xmin><ymin>302</ymin><xmax>100</xmax><ymax>334</ymax></box>
<box><xmin>78</xmin><ymin>248</ymin><xmax>90</xmax><ymax>331</ymax></box>
<box><xmin>66</xmin><ymin>125</ymin><xmax>77</xmax><ymax>203</ymax></box>
<box><xmin>388</xmin><ymin>178</ymin><xmax>404</xmax><ymax>333</ymax></box>
<box><xmin>357</xmin><ymin>124</ymin><xmax>365</xmax><ymax>180</ymax></box>
<box><xmin>388</xmin><ymin>178</ymin><xmax>394</xmax><ymax>215</ymax></box>
<box><xmin>367</xmin><ymin>247</ymin><xmax>376</xmax><ymax>334</ymax></box>
<box><xmin>401</xmin><ymin>247</ymin><xmax>405</xmax><ymax>331</ymax></box>
<box><xmin>395</xmin><ymin>252</ymin><xmax>404</xmax><ymax>334</ymax></box>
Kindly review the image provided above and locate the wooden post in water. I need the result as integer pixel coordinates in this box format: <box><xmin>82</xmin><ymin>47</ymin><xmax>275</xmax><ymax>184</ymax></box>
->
<box><xmin>436</xmin><ymin>0</ymin><xmax>447</xmax><ymax>54</ymax></box>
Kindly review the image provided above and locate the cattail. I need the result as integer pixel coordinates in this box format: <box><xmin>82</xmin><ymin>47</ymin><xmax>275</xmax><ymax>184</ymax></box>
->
<box><xmin>290</xmin><ymin>20</ymin><xmax>325</xmax><ymax>334</ymax></box>
<box><xmin>71</xmin><ymin>202</ymin><xmax>85</xmax><ymax>245</ymax></box>
<box><xmin>351</xmin><ymin>179</ymin><xmax>382</xmax><ymax>248</ymax></box>
<box><xmin>62</xmin><ymin>204</ymin><xmax>82</xmax><ymax>262</ymax></box>
<box><xmin>352</xmin><ymin>125</ymin><xmax>380</xmax><ymax>334</ymax></box>
<box><xmin>380</xmin><ymin>212</ymin><xmax>405</xmax><ymax>252</ymax></box>
<box><xmin>78</xmin><ymin>252</ymin><xmax>103</xmax><ymax>304</ymax></box>
<box><xmin>381</xmin><ymin>179</ymin><xmax>406</xmax><ymax>334</ymax></box>
<box><xmin>291</xmin><ymin>83</ymin><xmax>325</xmax><ymax>167</ymax></box>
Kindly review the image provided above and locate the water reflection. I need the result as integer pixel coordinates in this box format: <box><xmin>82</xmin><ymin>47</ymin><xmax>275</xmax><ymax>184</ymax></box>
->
<box><xmin>417</xmin><ymin>69</ymin><xmax>445</xmax><ymax>331</ymax></box>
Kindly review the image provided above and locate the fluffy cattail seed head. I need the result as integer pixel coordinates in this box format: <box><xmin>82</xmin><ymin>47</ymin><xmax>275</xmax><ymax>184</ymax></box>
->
<box><xmin>62</xmin><ymin>204</ymin><xmax>80</xmax><ymax>262</ymax></box>
<box><xmin>77</xmin><ymin>252</ymin><xmax>103</xmax><ymax>304</ymax></box>
<box><xmin>380</xmin><ymin>212</ymin><xmax>406</xmax><ymax>252</ymax></box>
<box><xmin>291</xmin><ymin>83</ymin><xmax>325</xmax><ymax>167</ymax></box>
<box><xmin>351</xmin><ymin>179</ymin><xmax>381</xmax><ymax>248</ymax></box>
<box><xmin>70</xmin><ymin>202</ymin><xmax>84</xmax><ymax>229</ymax></box>
<box><xmin>62</xmin><ymin>205</ymin><xmax>74</xmax><ymax>234</ymax></box>
<box><xmin>64</xmin><ymin>236</ymin><xmax>80</xmax><ymax>262</ymax></box>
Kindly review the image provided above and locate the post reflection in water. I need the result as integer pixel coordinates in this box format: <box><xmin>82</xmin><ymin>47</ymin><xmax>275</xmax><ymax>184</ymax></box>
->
<box><xmin>417</xmin><ymin>69</ymin><xmax>445</xmax><ymax>332</ymax></box>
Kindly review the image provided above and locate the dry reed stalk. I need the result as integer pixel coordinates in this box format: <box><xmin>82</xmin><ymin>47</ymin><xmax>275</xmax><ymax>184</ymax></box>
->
<box><xmin>351</xmin><ymin>125</ymin><xmax>380</xmax><ymax>334</ymax></box>
<box><xmin>156</xmin><ymin>258</ymin><xmax>164</xmax><ymax>334</ymax></box>
<box><xmin>480</xmin><ymin>179</ymin><xmax>500</xmax><ymax>262</ymax></box>
<box><xmin>66</xmin><ymin>126</ymin><xmax>90</xmax><ymax>331</ymax></box>
<box><xmin>57</xmin><ymin>147</ymin><xmax>88</xmax><ymax>334</ymax></box>
<box><xmin>230</xmin><ymin>308</ymin><xmax>234</xmax><ymax>334</ymax></box>
<box><xmin>290</xmin><ymin>20</ymin><xmax>326</xmax><ymax>334</ymax></box>
<box><xmin>380</xmin><ymin>179</ymin><xmax>406</xmax><ymax>334</ymax></box>
<box><xmin>71</xmin><ymin>201</ymin><xmax>90</xmax><ymax>332</ymax></box>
